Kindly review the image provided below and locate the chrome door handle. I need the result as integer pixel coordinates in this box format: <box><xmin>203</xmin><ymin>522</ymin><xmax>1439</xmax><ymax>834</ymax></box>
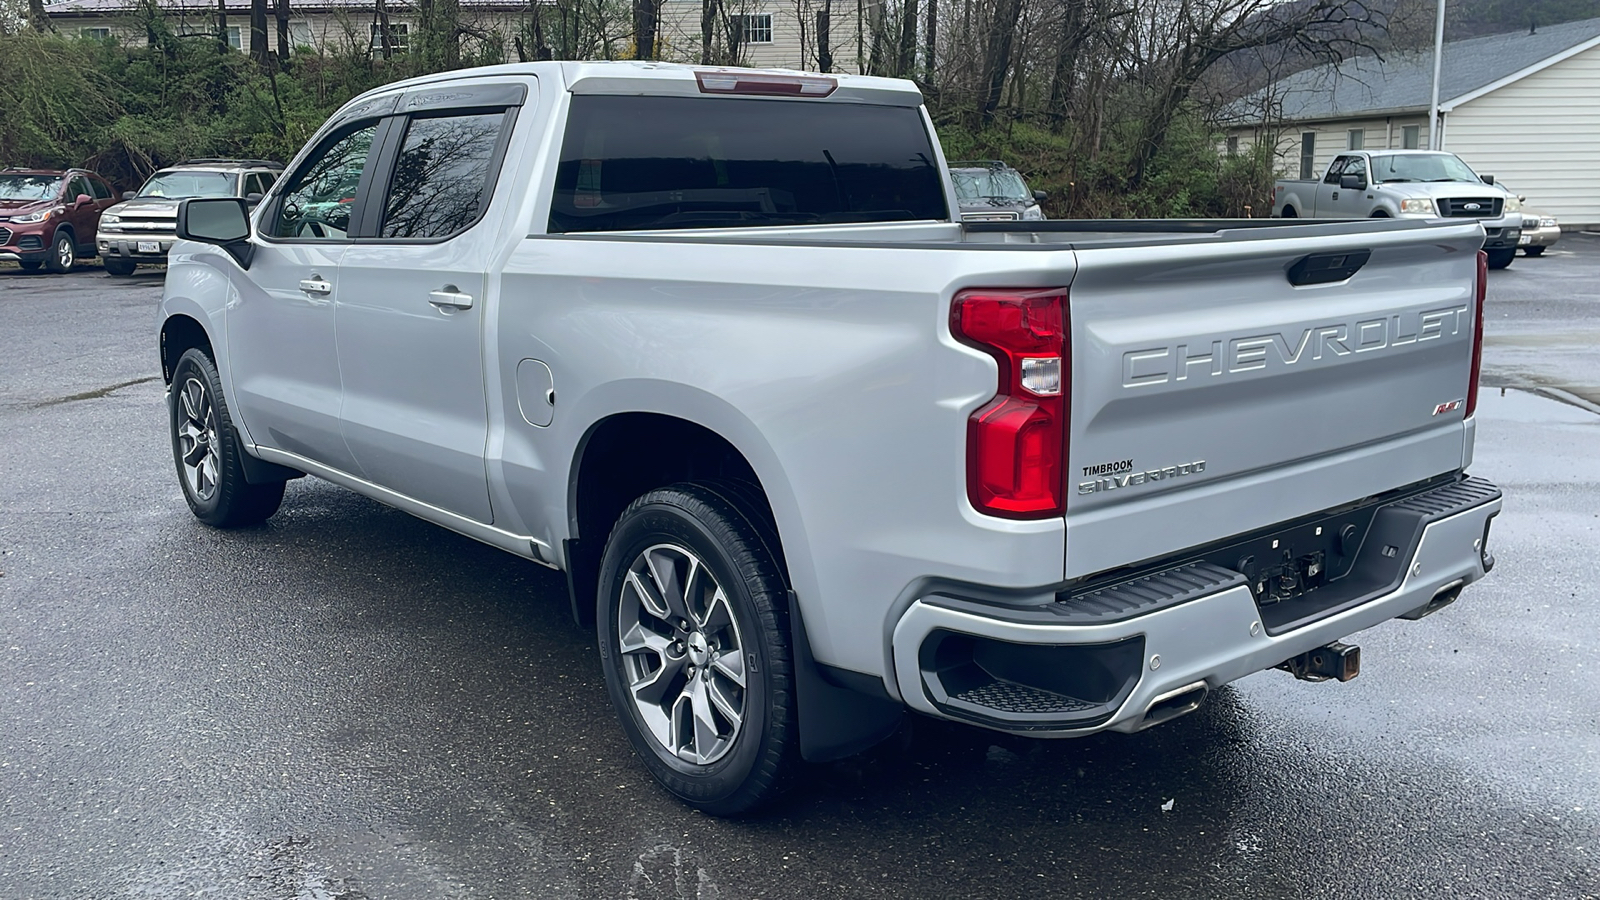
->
<box><xmin>428</xmin><ymin>289</ymin><xmax>474</xmax><ymax>310</ymax></box>
<box><xmin>299</xmin><ymin>278</ymin><xmax>332</xmax><ymax>295</ymax></box>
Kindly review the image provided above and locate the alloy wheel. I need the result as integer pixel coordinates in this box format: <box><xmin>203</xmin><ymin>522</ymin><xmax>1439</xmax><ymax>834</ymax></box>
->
<box><xmin>617</xmin><ymin>543</ymin><xmax>748</xmax><ymax>766</ymax></box>
<box><xmin>176</xmin><ymin>376</ymin><xmax>221</xmax><ymax>502</ymax></box>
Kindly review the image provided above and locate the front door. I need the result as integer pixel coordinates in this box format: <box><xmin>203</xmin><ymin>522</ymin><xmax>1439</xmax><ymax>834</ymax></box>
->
<box><xmin>227</xmin><ymin>119</ymin><xmax>383</xmax><ymax>472</ymax></box>
<box><xmin>334</xmin><ymin>104</ymin><xmax>519</xmax><ymax>523</ymax></box>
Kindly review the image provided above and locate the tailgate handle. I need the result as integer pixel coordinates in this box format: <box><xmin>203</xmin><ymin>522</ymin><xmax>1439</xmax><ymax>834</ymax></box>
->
<box><xmin>1287</xmin><ymin>249</ymin><xmax>1371</xmax><ymax>286</ymax></box>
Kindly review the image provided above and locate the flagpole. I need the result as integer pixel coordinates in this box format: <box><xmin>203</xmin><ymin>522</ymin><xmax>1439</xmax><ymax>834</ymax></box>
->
<box><xmin>1429</xmin><ymin>0</ymin><xmax>1446</xmax><ymax>149</ymax></box>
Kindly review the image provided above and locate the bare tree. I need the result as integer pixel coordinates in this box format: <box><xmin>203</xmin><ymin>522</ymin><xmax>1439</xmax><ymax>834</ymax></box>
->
<box><xmin>250</xmin><ymin>0</ymin><xmax>271</xmax><ymax>68</ymax></box>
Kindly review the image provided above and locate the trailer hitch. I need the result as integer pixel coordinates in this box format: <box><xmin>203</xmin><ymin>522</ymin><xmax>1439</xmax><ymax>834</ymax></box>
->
<box><xmin>1276</xmin><ymin>641</ymin><xmax>1360</xmax><ymax>682</ymax></box>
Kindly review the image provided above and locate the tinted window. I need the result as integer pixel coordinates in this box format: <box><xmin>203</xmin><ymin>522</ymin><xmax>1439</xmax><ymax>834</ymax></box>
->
<box><xmin>550</xmin><ymin>96</ymin><xmax>946</xmax><ymax>233</ymax></box>
<box><xmin>69</xmin><ymin>176</ymin><xmax>92</xmax><ymax>200</ymax></box>
<box><xmin>381</xmin><ymin>111</ymin><xmax>506</xmax><ymax>239</ymax></box>
<box><xmin>90</xmin><ymin>177</ymin><xmax>113</xmax><ymax>200</ymax></box>
<box><xmin>259</xmin><ymin>171</ymin><xmax>277</xmax><ymax>192</ymax></box>
<box><xmin>272</xmin><ymin>123</ymin><xmax>379</xmax><ymax>240</ymax></box>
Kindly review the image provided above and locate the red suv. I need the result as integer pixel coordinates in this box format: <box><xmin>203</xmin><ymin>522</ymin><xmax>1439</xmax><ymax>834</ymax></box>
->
<box><xmin>0</xmin><ymin>167</ymin><xmax>120</xmax><ymax>273</ymax></box>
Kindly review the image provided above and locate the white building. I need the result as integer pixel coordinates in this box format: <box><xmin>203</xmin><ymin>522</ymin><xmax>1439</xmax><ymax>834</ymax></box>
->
<box><xmin>43</xmin><ymin>0</ymin><xmax>877</xmax><ymax>74</ymax></box>
<box><xmin>1224</xmin><ymin>17</ymin><xmax>1600</xmax><ymax>226</ymax></box>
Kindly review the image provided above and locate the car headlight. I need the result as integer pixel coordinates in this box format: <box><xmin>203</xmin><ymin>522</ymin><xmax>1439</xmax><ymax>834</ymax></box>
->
<box><xmin>100</xmin><ymin>213</ymin><xmax>122</xmax><ymax>227</ymax></box>
<box><xmin>1399</xmin><ymin>198</ymin><xmax>1435</xmax><ymax>215</ymax></box>
<box><xmin>1540</xmin><ymin>217</ymin><xmax>1558</xmax><ymax>228</ymax></box>
<box><xmin>1022</xmin><ymin>205</ymin><xmax>1044</xmax><ymax>221</ymax></box>
<box><xmin>12</xmin><ymin>206</ymin><xmax>63</xmax><ymax>224</ymax></box>
<box><xmin>1504</xmin><ymin>196</ymin><xmax>1522</xmax><ymax>212</ymax></box>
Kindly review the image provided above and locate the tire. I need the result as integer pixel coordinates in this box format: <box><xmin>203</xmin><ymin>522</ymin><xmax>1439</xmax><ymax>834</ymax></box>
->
<box><xmin>1524</xmin><ymin>246</ymin><xmax>1544</xmax><ymax>257</ymax></box>
<box><xmin>103</xmin><ymin>257</ymin><xmax>138</xmax><ymax>276</ymax></box>
<box><xmin>46</xmin><ymin>231</ymin><xmax>75</xmax><ymax>273</ymax></box>
<box><xmin>19</xmin><ymin>260</ymin><xmax>43</xmax><ymax>272</ymax></box>
<box><xmin>597</xmin><ymin>483</ymin><xmax>797</xmax><ymax>816</ymax></box>
<box><xmin>169</xmin><ymin>348</ymin><xmax>285</xmax><ymax>527</ymax></box>
<box><xmin>1485</xmin><ymin>248</ymin><xmax>1515</xmax><ymax>270</ymax></box>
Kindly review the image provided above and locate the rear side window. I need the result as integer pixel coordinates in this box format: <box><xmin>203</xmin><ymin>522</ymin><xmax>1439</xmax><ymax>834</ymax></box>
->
<box><xmin>549</xmin><ymin>95</ymin><xmax>947</xmax><ymax>233</ymax></box>
<box><xmin>380</xmin><ymin>110</ymin><xmax>508</xmax><ymax>239</ymax></box>
<box><xmin>90</xmin><ymin>177</ymin><xmax>113</xmax><ymax>200</ymax></box>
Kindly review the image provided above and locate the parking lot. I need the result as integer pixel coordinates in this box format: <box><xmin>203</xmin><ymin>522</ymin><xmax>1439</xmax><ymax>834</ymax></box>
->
<box><xmin>2</xmin><ymin>241</ymin><xmax>1597</xmax><ymax>899</ymax></box>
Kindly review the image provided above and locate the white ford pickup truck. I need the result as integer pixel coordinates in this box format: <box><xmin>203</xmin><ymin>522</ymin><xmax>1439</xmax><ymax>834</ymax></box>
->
<box><xmin>159</xmin><ymin>62</ymin><xmax>1502</xmax><ymax>815</ymax></box>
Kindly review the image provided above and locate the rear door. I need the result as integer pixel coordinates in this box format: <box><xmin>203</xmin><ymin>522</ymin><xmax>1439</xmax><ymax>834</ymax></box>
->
<box><xmin>332</xmin><ymin>82</ymin><xmax>527</xmax><ymax>523</ymax></box>
<box><xmin>1062</xmin><ymin>222</ymin><xmax>1484</xmax><ymax>578</ymax></box>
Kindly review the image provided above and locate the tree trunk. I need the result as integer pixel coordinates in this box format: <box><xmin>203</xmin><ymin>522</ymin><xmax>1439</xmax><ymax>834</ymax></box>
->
<box><xmin>633</xmin><ymin>0</ymin><xmax>657</xmax><ymax>59</ymax></box>
<box><xmin>856</xmin><ymin>0</ymin><xmax>865</xmax><ymax>73</ymax></box>
<box><xmin>921</xmin><ymin>0</ymin><xmax>935</xmax><ymax>83</ymax></box>
<box><xmin>700</xmin><ymin>0</ymin><xmax>717</xmax><ymax>63</ymax></box>
<box><xmin>250</xmin><ymin>0</ymin><xmax>270</xmax><ymax>68</ymax></box>
<box><xmin>817</xmin><ymin>0</ymin><xmax>832</xmax><ymax>72</ymax></box>
<box><xmin>275</xmin><ymin>0</ymin><xmax>290</xmax><ymax>65</ymax></box>
<box><xmin>896</xmin><ymin>0</ymin><xmax>918</xmax><ymax>77</ymax></box>
<box><xmin>977</xmin><ymin>0</ymin><xmax>1022</xmax><ymax>125</ymax></box>
<box><xmin>27</xmin><ymin>0</ymin><xmax>53</xmax><ymax>31</ymax></box>
<box><xmin>377</xmin><ymin>0</ymin><xmax>394</xmax><ymax>60</ymax></box>
<box><xmin>1046</xmin><ymin>0</ymin><xmax>1084</xmax><ymax>132</ymax></box>
<box><xmin>216</xmin><ymin>0</ymin><xmax>229</xmax><ymax>53</ymax></box>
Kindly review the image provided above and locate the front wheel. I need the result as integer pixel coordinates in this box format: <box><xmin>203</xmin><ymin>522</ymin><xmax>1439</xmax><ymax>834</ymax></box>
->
<box><xmin>169</xmin><ymin>348</ymin><xmax>285</xmax><ymax>527</ymax></box>
<box><xmin>1486</xmin><ymin>248</ymin><xmax>1515</xmax><ymax>270</ymax></box>
<box><xmin>46</xmin><ymin>232</ymin><xmax>75</xmax><ymax>273</ymax></box>
<box><xmin>1524</xmin><ymin>246</ymin><xmax>1545</xmax><ymax>257</ymax></box>
<box><xmin>597</xmin><ymin>483</ymin><xmax>797</xmax><ymax>816</ymax></box>
<box><xmin>103</xmin><ymin>257</ymin><xmax>138</xmax><ymax>276</ymax></box>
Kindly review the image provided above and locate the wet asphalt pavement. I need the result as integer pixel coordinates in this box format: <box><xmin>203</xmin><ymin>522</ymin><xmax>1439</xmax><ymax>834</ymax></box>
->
<box><xmin>2</xmin><ymin>243</ymin><xmax>1598</xmax><ymax>900</ymax></box>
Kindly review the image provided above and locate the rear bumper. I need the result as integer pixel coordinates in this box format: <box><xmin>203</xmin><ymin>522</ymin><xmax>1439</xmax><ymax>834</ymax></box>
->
<box><xmin>98</xmin><ymin>235</ymin><xmax>174</xmax><ymax>260</ymax></box>
<box><xmin>891</xmin><ymin>476</ymin><xmax>1500</xmax><ymax>736</ymax></box>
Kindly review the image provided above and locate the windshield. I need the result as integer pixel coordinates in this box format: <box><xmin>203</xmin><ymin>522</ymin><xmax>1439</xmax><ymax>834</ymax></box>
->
<box><xmin>137</xmin><ymin>171</ymin><xmax>235</xmax><ymax>199</ymax></box>
<box><xmin>951</xmin><ymin>168</ymin><xmax>1030</xmax><ymax>203</ymax></box>
<box><xmin>1369</xmin><ymin>153</ymin><xmax>1483</xmax><ymax>184</ymax></box>
<box><xmin>0</xmin><ymin>174</ymin><xmax>63</xmax><ymax>201</ymax></box>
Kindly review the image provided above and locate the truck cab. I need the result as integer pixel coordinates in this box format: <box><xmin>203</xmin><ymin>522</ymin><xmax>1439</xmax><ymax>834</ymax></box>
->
<box><xmin>1273</xmin><ymin>150</ymin><xmax>1523</xmax><ymax>268</ymax></box>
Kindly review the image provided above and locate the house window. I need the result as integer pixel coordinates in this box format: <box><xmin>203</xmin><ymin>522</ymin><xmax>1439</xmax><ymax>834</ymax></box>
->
<box><xmin>732</xmin><ymin>14</ymin><xmax>773</xmax><ymax>44</ymax></box>
<box><xmin>1226</xmin><ymin>135</ymin><xmax>1239</xmax><ymax>157</ymax></box>
<box><xmin>289</xmin><ymin>21</ymin><xmax>314</xmax><ymax>48</ymax></box>
<box><xmin>1299</xmin><ymin>132</ymin><xmax>1316</xmax><ymax>180</ymax></box>
<box><xmin>370</xmin><ymin>22</ymin><xmax>410</xmax><ymax>53</ymax></box>
<box><xmin>228</xmin><ymin>25</ymin><xmax>242</xmax><ymax>50</ymax></box>
<box><xmin>79</xmin><ymin>27</ymin><xmax>111</xmax><ymax>39</ymax></box>
<box><xmin>1347</xmin><ymin>128</ymin><xmax>1363</xmax><ymax>150</ymax></box>
<box><xmin>1402</xmin><ymin>125</ymin><xmax>1420</xmax><ymax>149</ymax></box>
<box><xmin>176</xmin><ymin>23</ymin><xmax>241</xmax><ymax>49</ymax></box>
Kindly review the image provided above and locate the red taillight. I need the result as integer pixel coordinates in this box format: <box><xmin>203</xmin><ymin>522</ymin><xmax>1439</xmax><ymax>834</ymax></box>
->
<box><xmin>1465</xmin><ymin>249</ymin><xmax>1487</xmax><ymax>417</ymax></box>
<box><xmin>694</xmin><ymin>70</ymin><xmax>837</xmax><ymax>97</ymax></box>
<box><xmin>951</xmin><ymin>288</ymin><xmax>1069</xmax><ymax>518</ymax></box>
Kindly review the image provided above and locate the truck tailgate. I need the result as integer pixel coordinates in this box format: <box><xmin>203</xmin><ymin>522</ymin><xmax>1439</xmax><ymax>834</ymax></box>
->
<box><xmin>1063</xmin><ymin>222</ymin><xmax>1484</xmax><ymax>580</ymax></box>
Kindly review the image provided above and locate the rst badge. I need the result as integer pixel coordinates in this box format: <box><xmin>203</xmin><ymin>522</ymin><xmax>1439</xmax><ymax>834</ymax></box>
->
<box><xmin>1433</xmin><ymin>399</ymin><xmax>1464</xmax><ymax>416</ymax></box>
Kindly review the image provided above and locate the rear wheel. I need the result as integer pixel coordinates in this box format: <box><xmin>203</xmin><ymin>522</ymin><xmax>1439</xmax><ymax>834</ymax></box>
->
<box><xmin>103</xmin><ymin>257</ymin><xmax>137</xmax><ymax>276</ymax></box>
<box><xmin>1281</xmin><ymin>206</ymin><xmax>1298</xmax><ymax>218</ymax></box>
<box><xmin>1524</xmin><ymin>246</ymin><xmax>1545</xmax><ymax>257</ymax></box>
<box><xmin>1486</xmin><ymin>248</ymin><xmax>1515</xmax><ymax>270</ymax></box>
<box><xmin>46</xmin><ymin>232</ymin><xmax>75</xmax><ymax>273</ymax></box>
<box><xmin>169</xmin><ymin>348</ymin><xmax>285</xmax><ymax>527</ymax></box>
<box><xmin>597</xmin><ymin>483</ymin><xmax>797</xmax><ymax>816</ymax></box>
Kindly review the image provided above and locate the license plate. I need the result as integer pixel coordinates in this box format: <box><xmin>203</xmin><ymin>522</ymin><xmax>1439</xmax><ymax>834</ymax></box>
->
<box><xmin>1518</xmin><ymin>235</ymin><xmax>1531</xmax><ymax>245</ymax></box>
<box><xmin>137</xmin><ymin>241</ymin><xmax>160</xmax><ymax>253</ymax></box>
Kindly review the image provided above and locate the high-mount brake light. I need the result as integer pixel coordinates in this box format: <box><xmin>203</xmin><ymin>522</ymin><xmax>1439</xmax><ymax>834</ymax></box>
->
<box><xmin>950</xmin><ymin>288</ymin><xmax>1070</xmax><ymax>519</ymax></box>
<box><xmin>694</xmin><ymin>71</ymin><xmax>837</xmax><ymax>97</ymax></box>
<box><xmin>1465</xmin><ymin>248</ymin><xmax>1487</xmax><ymax>417</ymax></box>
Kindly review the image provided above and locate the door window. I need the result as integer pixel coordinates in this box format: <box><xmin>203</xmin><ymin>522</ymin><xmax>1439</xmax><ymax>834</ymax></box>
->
<box><xmin>89</xmin><ymin>176</ymin><xmax>113</xmax><ymax>200</ymax></box>
<box><xmin>1341</xmin><ymin>156</ymin><xmax>1366</xmax><ymax>183</ymax></box>
<box><xmin>271</xmin><ymin>122</ymin><xmax>380</xmax><ymax>240</ymax></box>
<box><xmin>379</xmin><ymin>111</ymin><xmax>508</xmax><ymax>239</ymax></box>
<box><xmin>1323</xmin><ymin>156</ymin><xmax>1349</xmax><ymax>184</ymax></box>
<box><xmin>69</xmin><ymin>175</ymin><xmax>92</xmax><ymax>201</ymax></box>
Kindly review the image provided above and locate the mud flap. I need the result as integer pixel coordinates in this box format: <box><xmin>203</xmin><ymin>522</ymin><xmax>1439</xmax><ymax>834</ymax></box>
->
<box><xmin>788</xmin><ymin>590</ymin><xmax>904</xmax><ymax>763</ymax></box>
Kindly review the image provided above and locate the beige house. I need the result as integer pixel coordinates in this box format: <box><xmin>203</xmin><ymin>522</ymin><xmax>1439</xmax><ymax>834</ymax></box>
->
<box><xmin>1224</xmin><ymin>17</ymin><xmax>1600</xmax><ymax>226</ymax></box>
<box><xmin>43</xmin><ymin>0</ymin><xmax>877</xmax><ymax>73</ymax></box>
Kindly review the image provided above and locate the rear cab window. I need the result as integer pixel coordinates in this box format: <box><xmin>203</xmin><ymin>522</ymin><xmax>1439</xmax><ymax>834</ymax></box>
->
<box><xmin>549</xmin><ymin>95</ymin><xmax>948</xmax><ymax>233</ymax></box>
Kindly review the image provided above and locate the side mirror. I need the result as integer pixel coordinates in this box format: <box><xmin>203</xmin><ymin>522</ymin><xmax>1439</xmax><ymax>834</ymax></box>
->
<box><xmin>1032</xmin><ymin>189</ymin><xmax>1049</xmax><ymax>203</ymax></box>
<box><xmin>122</xmin><ymin>191</ymin><xmax>137</xmax><ymax>201</ymax></box>
<box><xmin>1339</xmin><ymin>173</ymin><xmax>1365</xmax><ymax>190</ymax></box>
<box><xmin>75</xmin><ymin>193</ymin><xmax>93</xmax><ymax>205</ymax></box>
<box><xmin>245</xmin><ymin>192</ymin><xmax>265</xmax><ymax>207</ymax></box>
<box><xmin>1481</xmin><ymin>174</ymin><xmax>1495</xmax><ymax>185</ymax></box>
<box><xmin>1518</xmin><ymin>194</ymin><xmax>1526</xmax><ymax>202</ymax></box>
<box><xmin>177</xmin><ymin>197</ymin><xmax>254</xmax><ymax>268</ymax></box>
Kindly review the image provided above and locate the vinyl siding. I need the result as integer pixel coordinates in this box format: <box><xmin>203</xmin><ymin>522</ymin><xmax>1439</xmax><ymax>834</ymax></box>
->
<box><xmin>1227</xmin><ymin>116</ymin><xmax>1432</xmax><ymax>180</ymax></box>
<box><xmin>1445</xmin><ymin>42</ymin><xmax>1600</xmax><ymax>224</ymax></box>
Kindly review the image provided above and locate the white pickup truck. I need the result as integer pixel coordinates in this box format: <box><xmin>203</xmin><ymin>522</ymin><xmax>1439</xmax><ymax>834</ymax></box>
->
<box><xmin>1273</xmin><ymin>150</ymin><xmax>1523</xmax><ymax>269</ymax></box>
<box><xmin>159</xmin><ymin>62</ymin><xmax>1502</xmax><ymax>815</ymax></box>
